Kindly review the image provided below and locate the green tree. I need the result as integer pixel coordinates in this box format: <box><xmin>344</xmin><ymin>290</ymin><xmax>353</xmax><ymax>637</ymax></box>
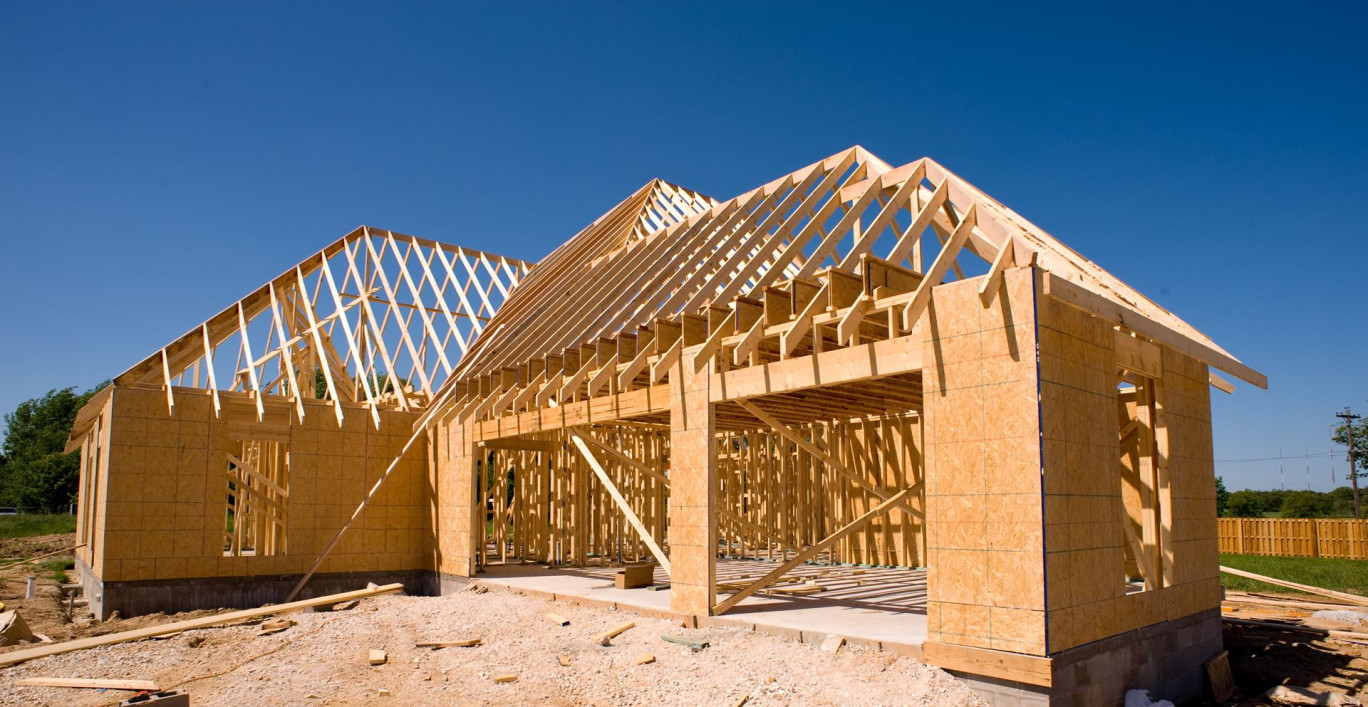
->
<box><xmin>1327</xmin><ymin>486</ymin><xmax>1357</xmax><ymax>517</ymax></box>
<box><xmin>0</xmin><ymin>383</ymin><xmax>109</xmax><ymax>512</ymax></box>
<box><xmin>1279</xmin><ymin>490</ymin><xmax>1332</xmax><ymax>518</ymax></box>
<box><xmin>1215</xmin><ymin>476</ymin><xmax>1231</xmax><ymax>516</ymax></box>
<box><xmin>1227</xmin><ymin>490</ymin><xmax>1264</xmax><ymax>518</ymax></box>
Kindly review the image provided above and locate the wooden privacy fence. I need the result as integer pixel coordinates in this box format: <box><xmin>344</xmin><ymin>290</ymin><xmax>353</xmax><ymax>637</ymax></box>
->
<box><xmin>1219</xmin><ymin>517</ymin><xmax>1368</xmax><ymax>560</ymax></box>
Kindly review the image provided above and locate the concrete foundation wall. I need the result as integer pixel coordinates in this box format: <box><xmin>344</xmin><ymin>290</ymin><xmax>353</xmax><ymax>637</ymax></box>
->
<box><xmin>960</xmin><ymin>608</ymin><xmax>1221</xmax><ymax>706</ymax></box>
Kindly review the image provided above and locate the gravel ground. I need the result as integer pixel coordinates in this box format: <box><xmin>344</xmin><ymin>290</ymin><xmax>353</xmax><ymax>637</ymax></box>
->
<box><xmin>0</xmin><ymin>584</ymin><xmax>982</xmax><ymax>706</ymax></box>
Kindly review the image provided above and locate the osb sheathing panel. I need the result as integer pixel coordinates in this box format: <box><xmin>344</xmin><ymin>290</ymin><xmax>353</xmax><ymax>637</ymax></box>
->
<box><xmin>94</xmin><ymin>386</ymin><xmax>431</xmax><ymax>584</ymax></box>
<box><xmin>670</xmin><ymin>348</ymin><xmax>717</xmax><ymax>615</ymax></box>
<box><xmin>432</xmin><ymin>419</ymin><xmax>477</xmax><ymax>577</ymax></box>
<box><xmin>1038</xmin><ymin>288</ymin><xmax>1221</xmax><ymax>654</ymax></box>
<box><xmin>923</xmin><ymin>267</ymin><xmax>1046</xmax><ymax>656</ymax></box>
<box><xmin>74</xmin><ymin>393</ymin><xmax>113</xmax><ymax>573</ymax></box>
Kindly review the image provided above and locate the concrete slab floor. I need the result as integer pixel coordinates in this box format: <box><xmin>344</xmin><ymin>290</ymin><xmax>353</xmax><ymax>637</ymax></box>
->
<box><xmin>474</xmin><ymin>558</ymin><xmax>928</xmax><ymax>652</ymax></box>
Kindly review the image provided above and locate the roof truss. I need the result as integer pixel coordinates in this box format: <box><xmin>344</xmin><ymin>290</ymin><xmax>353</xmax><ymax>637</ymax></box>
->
<box><xmin>115</xmin><ymin>227</ymin><xmax>532</xmax><ymax>426</ymax></box>
<box><xmin>438</xmin><ymin>145</ymin><xmax>1265</xmax><ymax>430</ymax></box>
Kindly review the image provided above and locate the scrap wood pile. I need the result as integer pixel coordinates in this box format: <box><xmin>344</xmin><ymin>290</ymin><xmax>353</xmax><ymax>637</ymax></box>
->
<box><xmin>1219</xmin><ymin>566</ymin><xmax>1368</xmax><ymax>705</ymax></box>
<box><xmin>1220</xmin><ymin>565</ymin><xmax>1368</xmax><ymax>645</ymax></box>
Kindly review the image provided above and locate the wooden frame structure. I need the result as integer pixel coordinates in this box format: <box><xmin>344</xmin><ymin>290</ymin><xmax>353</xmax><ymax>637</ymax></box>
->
<box><xmin>111</xmin><ymin>227</ymin><xmax>534</xmax><ymax>428</ymax></box>
<box><xmin>70</xmin><ymin>147</ymin><xmax>1261</xmax><ymax>704</ymax></box>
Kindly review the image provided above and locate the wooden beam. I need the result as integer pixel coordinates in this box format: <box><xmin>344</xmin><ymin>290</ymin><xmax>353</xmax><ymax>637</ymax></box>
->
<box><xmin>902</xmin><ymin>204</ymin><xmax>977</xmax><ymax>330</ymax></box>
<box><xmin>16</xmin><ymin>677</ymin><xmax>159</xmax><ymax>691</ymax></box>
<box><xmin>836</xmin><ymin>296</ymin><xmax>870</xmax><ymax>345</ymax></box>
<box><xmin>1042</xmin><ymin>272</ymin><xmax>1267</xmax><ymax>388</ymax></box>
<box><xmin>1220</xmin><ymin>566</ymin><xmax>1368</xmax><ymax>606</ymax></box>
<box><xmin>922</xmin><ymin>642</ymin><xmax>1053</xmax><ymax>688</ymax></box>
<box><xmin>977</xmin><ymin>235</ymin><xmax>1015</xmax><ymax>302</ymax></box>
<box><xmin>650</xmin><ymin>339</ymin><xmax>682</xmax><ymax>383</ymax></box>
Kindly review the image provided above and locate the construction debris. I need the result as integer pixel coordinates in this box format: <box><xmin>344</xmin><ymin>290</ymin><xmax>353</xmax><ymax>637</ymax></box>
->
<box><xmin>0</xmin><ymin>583</ymin><xmax>402</xmax><ymax>668</ymax></box>
<box><xmin>0</xmin><ymin>609</ymin><xmax>34</xmax><ymax>646</ymax></box>
<box><xmin>1203</xmin><ymin>650</ymin><xmax>1235</xmax><ymax>703</ymax></box>
<box><xmin>257</xmin><ymin>618</ymin><xmax>296</xmax><ymax>635</ymax></box>
<box><xmin>415</xmin><ymin>638</ymin><xmax>481</xmax><ymax>648</ymax></box>
<box><xmin>615</xmin><ymin>564</ymin><xmax>654</xmax><ymax>589</ymax></box>
<box><xmin>820</xmin><ymin>635</ymin><xmax>845</xmax><ymax>654</ymax></box>
<box><xmin>595</xmin><ymin>621</ymin><xmax>635</xmax><ymax>646</ymax></box>
<box><xmin>1221</xmin><ymin>567</ymin><xmax>1368</xmax><ymax>607</ymax></box>
<box><xmin>17</xmin><ymin>677</ymin><xmax>158</xmax><ymax>690</ymax></box>
<box><xmin>545</xmin><ymin>613</ymin><xmax>569</xmax><ymax>626</ymax></box>
<box><xmin>556</xmin><ymin>654</ymin><xmax>571</xmax><ymax>667</ymax></box>
<box><xmin>368</xmin><ymin>649</ymin><xmax>388</xmax><ymax>665</ymax></box>
<box><xmin>118</xmin><ymin>691</ymin><xmax>189</xmax><ymax>706</ymax></box>
<box><xmin>493</xmin><ymin>674</ymin><xmax>519</xmax><ymax>684</ymax></box>
<box><xmin>661</xmin><ymin>634</ymin><xmax>709</xmax><ymax>650</ymax></box>
<box><xmin>1124</xmin><ymin>690</ymin><xmax>1175</xmax><ymax>707</ymax></box>
<box><xmin>635</xmin><ymin>653</ymin><xmax>656</xmax><ymax>665</ymax></box>
<box><xmin>1265</xmin><ymin>685</ymin><xmax>1363</xmax><ymax>706</ymax></box>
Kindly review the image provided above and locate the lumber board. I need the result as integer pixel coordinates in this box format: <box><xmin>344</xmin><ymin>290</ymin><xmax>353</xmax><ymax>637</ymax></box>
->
<box><xmin>1219</xmin><ymin>566</ymin><xmax>1368</xmax><ymax>606</ymax></box>
<box><xmin>594</xmin><ymin>621</ymin><xmax>635</xmax><ymax>645</ymax></box>
<box><xmin>1222</xmin><ymin>616</ymin><xmax>1368</xmax><ymax>641</ymax></box>
<box><xmin>1043</xmin><ymin>272</ymin><xmax>1266</xmax><ymax>388</ymax></box>
<box><xmin>16</xmin><ymin>677</ymin><xmax>158</xmax><ymax>690</ymax></box>
<box><xmin>416</xmin><ymin>638</ymin><xmax>481</xmax><ymax>648</ymax></box>
<box><xmin>0</xmin><ymin>583</ymin><xmax>403</xmax><ymax>668</ymax></box>
<box><xmin>661</xmin><ymin>634</ymin><xmax>709</xmax><ymax>650</ymax></box>
<box><xmin>922</xmin><ymin>641</ymin><xmax>1053</xmax><ymax>687</ymax></box>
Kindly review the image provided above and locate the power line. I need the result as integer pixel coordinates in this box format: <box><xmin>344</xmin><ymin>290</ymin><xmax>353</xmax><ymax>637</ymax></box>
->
<box><xmin>1214</xmin><ymin>451</ymin><xmax>1335</xmax><ymax>465</ymax></box>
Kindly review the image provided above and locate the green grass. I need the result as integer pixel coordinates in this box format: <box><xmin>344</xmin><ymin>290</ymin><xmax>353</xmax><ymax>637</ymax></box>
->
<box><xmin>1220</xmin><ymin>553</ymin><xmax>1368</xmax><ymax>598</ymax></box>
<box><xmin>0</xmin><ymin>514</ymin><xmax>76</xmax><ymax>538</ymax></box>
<box><xmin>34</xmin><ymin>557</ymin><xmax>75</xmax><ymax>583</ymax></box>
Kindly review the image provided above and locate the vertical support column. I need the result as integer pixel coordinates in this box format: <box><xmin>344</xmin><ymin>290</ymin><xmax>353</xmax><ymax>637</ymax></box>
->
<box><xmin>922</xmin><ymin>267</ymin><xmax>1048</xmax><ymax>656</ymax></box>
<box><xmin>669</xmin><ymin>347</ymin><xmax>716</xmax><ymax>616</ymax></box>
<box><xmin>435</xmin><ymin>418</ymin><xmax>479</xmax><ymax>587</ymax></box>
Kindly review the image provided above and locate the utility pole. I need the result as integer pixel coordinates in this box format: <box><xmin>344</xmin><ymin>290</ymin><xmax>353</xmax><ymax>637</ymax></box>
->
<box><xmin>1336</xmin><ymin>407</ymin><xmax>1362</xmax><ymax>519</ymax></box>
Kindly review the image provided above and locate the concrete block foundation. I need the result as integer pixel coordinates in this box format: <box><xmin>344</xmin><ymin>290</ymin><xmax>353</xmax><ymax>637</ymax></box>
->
<box><xmin>956</xmin><ymin>609</ymin><xmax>1223</xmax><ymax>706</ymax></box>
<box><xmin>80</xmin><ymin>557</ymin><xmax>437</xmax><ymax>620</ymax></box>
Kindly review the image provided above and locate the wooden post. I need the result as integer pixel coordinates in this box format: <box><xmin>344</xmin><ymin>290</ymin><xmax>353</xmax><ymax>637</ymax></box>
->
<box><xmin>669</xmin><ymin>347</ymin><xmax>716</xmax><ymax>616</ymax></box>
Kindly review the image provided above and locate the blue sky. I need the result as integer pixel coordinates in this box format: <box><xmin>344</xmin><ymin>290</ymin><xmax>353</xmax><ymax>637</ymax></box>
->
<box><xmin>1</xmin><ymin>2</ymin><xmax>1364</xmax><ymax>490</ymax></box>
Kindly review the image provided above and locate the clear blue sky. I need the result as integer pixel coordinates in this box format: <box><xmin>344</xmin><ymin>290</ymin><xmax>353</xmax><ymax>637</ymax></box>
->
<box><xmin>2</xmin><ymin>3</ymin><xmax>1364</xmax><ymax>491</ymax></box>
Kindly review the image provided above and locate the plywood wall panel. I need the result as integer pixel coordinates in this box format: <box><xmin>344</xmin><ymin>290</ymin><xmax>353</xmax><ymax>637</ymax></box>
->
<box><xmin>923</xmin><ymin>267</ymin><xmax>1046</xmax><ymax>656</ymax></box>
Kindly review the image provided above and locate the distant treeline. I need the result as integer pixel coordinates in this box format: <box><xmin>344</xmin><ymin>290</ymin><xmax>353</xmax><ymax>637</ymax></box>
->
<box><xmin>1219</xmin><ymin>483</ymin><xmax>1360</xmax><ymax>519</ymax></box>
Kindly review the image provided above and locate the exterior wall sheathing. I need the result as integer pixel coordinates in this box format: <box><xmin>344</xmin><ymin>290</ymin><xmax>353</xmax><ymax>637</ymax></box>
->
<box><xmin>77</xmin><ymin>386</ymin><xmax>433</xmax><ymax>617</ymax></box>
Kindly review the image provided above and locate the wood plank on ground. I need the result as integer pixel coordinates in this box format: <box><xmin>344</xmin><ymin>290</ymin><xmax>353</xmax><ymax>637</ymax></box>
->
<box><xmin>0</xmin><ymin>583</ymin><xmax>404</xmax><ymax>668</ymax></box>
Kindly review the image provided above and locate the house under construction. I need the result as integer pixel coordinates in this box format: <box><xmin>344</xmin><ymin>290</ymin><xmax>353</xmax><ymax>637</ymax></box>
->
<box><xmin>67</xmin><ymin>147</ymin><xmax>1265</xmax><ymax>705</ymax></box>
